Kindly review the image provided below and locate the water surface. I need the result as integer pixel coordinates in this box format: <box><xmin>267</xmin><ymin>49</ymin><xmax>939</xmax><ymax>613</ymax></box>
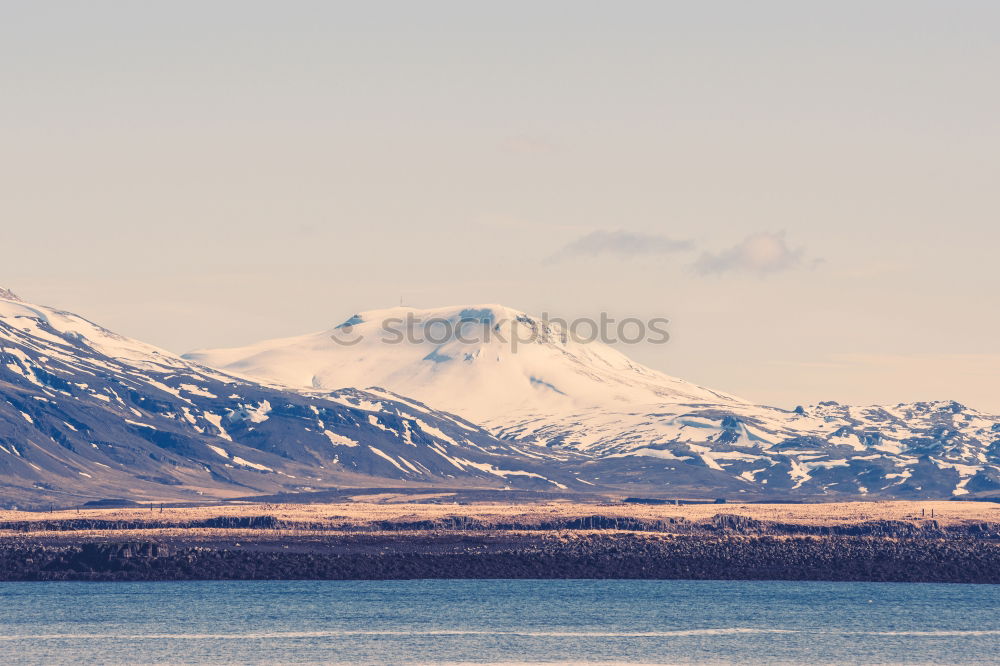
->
<box><xmin>1</xmin><ymin>579</ymin><xmax>997</xmax><ymax>664</ymax></box>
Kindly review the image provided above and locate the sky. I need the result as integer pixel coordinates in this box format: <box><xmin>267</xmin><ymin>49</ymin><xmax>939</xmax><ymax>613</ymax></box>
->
<box><xmin>2</xmin><ymin>1</ymin><xmax>999</xmax><ymax>412</ymax></box>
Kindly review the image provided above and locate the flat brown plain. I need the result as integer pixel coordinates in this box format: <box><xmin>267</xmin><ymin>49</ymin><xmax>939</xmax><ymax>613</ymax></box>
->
<box><xmin>1</xmin><ymin>499</ymin><xmax>997</xmax><ymax>533</ymax></box>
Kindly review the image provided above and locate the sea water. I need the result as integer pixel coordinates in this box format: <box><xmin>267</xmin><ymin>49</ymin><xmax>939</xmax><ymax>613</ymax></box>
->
<box><xmin>1</xmin><ymin>579</ymin><xmax>997</xmax><ymax>664</ymax></box>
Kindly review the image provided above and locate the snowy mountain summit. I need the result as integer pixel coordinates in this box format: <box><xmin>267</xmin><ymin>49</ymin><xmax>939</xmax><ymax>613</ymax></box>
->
<box><xmin>186</xmin><ymin>304</ymin><xmax>742</xmax><ymax>424</ymax></box>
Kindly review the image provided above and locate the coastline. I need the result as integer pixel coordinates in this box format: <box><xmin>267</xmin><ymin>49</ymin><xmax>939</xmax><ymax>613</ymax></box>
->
<box><xmin>2</xmin><ymin>532</ymin><xmax>999</xmax><ymax>584</ymax></box>
<box><xmin>1</xmin><ymin>500</ymin><xmax>998</xmax><ymax>583</ymax></box>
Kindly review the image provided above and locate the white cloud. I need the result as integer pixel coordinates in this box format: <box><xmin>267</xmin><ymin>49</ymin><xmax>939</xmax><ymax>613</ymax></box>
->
<box><xmin>694</xmin><ymin>231</ymin><xmax>810</xmax><ymax>276</ymax></box>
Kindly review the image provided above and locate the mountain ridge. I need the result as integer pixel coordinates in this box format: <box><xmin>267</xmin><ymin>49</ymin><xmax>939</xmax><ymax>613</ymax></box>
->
<box><xmin>188</xmin><ymin>303</ymin><xmax>1000</xmax><ymax>501</ymax></box>
<box><xmin>0</xmin><ymin>293</ymin><xmax>580</xmax><ymax>507</ymax></box>
<box><xmin>2</xmin><ymin>292</ymin><xmax>998</xmax><ymax>505</ymax></box>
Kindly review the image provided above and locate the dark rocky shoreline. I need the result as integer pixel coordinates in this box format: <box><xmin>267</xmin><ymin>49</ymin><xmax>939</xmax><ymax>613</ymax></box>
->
<box><xmin>3</xmin><ymin>532</ymin><xmax>1000</xmax><ymax>584</ymax></box>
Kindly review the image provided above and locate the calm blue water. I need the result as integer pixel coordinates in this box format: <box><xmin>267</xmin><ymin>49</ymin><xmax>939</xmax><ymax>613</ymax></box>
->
<box><xmin>0</xmin><ymin>580</ymin><xmax>997</xmax><ymax>665</ymax></box>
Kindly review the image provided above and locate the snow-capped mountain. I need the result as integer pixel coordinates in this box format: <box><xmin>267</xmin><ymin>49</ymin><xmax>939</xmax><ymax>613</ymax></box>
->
<box><xmin>189</xmin><ymin>304</ymin><xmax>1000</xmax><ymax>500</ymax></box>
<box><xmin>0</xmin><ymin>292</ymin><xmax>576</xmax><ymax>507</ymax></box>
<box><xmin>495</xmin><ymin>399</ymin><xmax>1000</xmax><ymax>499</ymax></box>
<box><xmin>185</xmin><ymin>304</ymin><xmax>743</xmax><ymax>424</ymax></box>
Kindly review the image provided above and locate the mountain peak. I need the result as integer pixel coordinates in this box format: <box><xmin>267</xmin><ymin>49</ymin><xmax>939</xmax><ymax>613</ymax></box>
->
<box><xmin>339</xmin><ymin>303</ymin><xmax>530</xmax><ymax>328</ymax></box>
<box><xmin>187</xmin><ymin>303</ymin><xmax>744</xmax><ymax>423</ymax></box>
<box><xmin>331</xmin><ymin>304</ymin><xmax>557</xmax><ymax>347</ymax></box>
<box><xmin>0</xmin><ymin>287</ymin><xmax>23</xmax><ymax>302</ymax></box>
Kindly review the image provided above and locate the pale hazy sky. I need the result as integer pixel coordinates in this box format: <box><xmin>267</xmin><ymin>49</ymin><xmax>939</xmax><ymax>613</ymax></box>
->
<box><xmin>3</xmin><ymin>2</ymin><xmax>999</xmax><ymax>411</ymax></box>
